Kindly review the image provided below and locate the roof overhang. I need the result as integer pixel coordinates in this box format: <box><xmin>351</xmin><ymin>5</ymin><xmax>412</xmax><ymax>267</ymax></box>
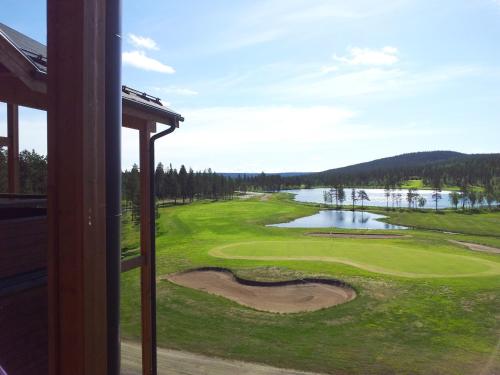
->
<box><xmin>0</xmin><ymin>23</ymin><xmax>183</xmax><ymax>131</ymax></box>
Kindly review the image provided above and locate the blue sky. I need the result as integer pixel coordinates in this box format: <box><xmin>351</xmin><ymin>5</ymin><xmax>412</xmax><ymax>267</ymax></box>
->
<box><xmin>1</xmin><ymin>0</ymin><xmax>499</xmax><ymax>172</ymax></box>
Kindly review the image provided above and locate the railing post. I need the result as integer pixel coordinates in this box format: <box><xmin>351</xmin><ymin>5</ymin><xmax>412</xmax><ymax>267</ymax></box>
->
<box><xmin>7</xmin><ymin>103</ymin><xmax>19</xmax><ymax>193</ymax></box>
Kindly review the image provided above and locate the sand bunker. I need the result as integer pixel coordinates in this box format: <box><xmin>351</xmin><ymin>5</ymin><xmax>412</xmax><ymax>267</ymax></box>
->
<box><xmin>448</xmin><ymin>240</ymin><xmax>500</xmax><ymax>255</ymax></box>
<box><xmin>306</xmin><ymin>232</ymin><xmax>409</xmax><ymax>239</ymax></box>
<box><xmin>166</xmin><ymin>268</ymin><xmax>356</xmax><ymax>313</ymax></box>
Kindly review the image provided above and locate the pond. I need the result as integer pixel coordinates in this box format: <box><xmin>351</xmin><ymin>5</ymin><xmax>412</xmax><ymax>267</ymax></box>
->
<box><xmin>284</xmin><ymin>188</ymin><xmax>456</xmax><ymax>209</ymax></box>
<box><xmin>268</xmin><ymin>210</ymin><xmax>408</xmax><ymax>230</ymax></box>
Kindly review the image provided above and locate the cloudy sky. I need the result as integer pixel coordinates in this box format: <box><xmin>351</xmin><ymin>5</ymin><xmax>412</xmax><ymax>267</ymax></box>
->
<box><xmin>1</xmin><ymin>0</ymin><xmax>500</xmax><ymax>172</ymax></box>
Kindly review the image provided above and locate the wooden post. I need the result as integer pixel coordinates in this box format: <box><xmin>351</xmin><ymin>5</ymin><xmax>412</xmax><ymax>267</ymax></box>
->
<box><xmin>47</xmin><ymin>1</ymin><xmax>109</xmax><ymax>374</ymax></box>
<box><xmin>139</xmin><ymin>125</ymin><xmax>154</xmax><ymax>375</ymax></box>
<box><xmin>7</xmin><ymin>103</ymin><xmax>19</xmax><ymax>193</ymax></box>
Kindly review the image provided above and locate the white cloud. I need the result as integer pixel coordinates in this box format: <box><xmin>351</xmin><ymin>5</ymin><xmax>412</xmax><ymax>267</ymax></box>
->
<box><xmin>320</xmin><ymin>65</ymin><xmax>339</xmax><ymax>74</ymax></box>
<box><xmin>152</xmin><ymin>86</ymin><xmax>199</xmax><ymax>96</ymax></box>
<box><xmin>265</xmin><ymin>64</ymin><xmax>480</xmax><ymax>102</ymax></box>
<box><xmin>119</xmin><ymin>105</ymin><xmax>447</xmax><ymax>172</ymax></box>
<box><xmin>128</xmin><ymin>33</ymin><xmax>159</xmax><ymax>50</ymax></box>
<box><xmin>143</xmin><ymin>106</ymin><xmax>356</xmax><ymax>172</ymax></box>
<box><xmin>334</xmin><ymin>46</ymin><xmax>399</xmax><ymax>66</ymax></box>
<box><xmin>122</xmin><ymin>50</ymin><xmax>175</xmax><ymax>73</ymax></box>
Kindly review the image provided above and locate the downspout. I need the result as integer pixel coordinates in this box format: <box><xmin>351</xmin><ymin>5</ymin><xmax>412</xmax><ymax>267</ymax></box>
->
<box><xmin>105</xmin><ymin>0</ymin><xmax>122</xmax><ymax>374</ymax></box>
<box><xmin>149</xmin><ymin>123</ymin><xmax>177</xmax><ymax>375</ymax></box>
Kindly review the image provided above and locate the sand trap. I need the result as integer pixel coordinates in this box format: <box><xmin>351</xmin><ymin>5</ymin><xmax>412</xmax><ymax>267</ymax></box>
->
<box><xmin>448</xmin><ymin>240</ymin><xmax>500</xmax><ymax>255</ymax></box>
<box><xmin>306</xmin><ymin>232</ymin><xmax>410</xmax><ymax>239</ymax></box>
<box><xmin>166</xmin><ymin>268</ymin><xmax>356</xmax><ymax>314</ymax></box>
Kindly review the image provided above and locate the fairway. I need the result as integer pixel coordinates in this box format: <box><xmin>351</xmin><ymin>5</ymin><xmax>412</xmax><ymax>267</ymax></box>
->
<box><xmin>210</xmin><ymin>240</ymin><xmax>500</xmax><ymax>278</ymax></box>
<box><xmin>120</xmin><ymin>196</ymin><xmax>500</xmax><ymax>375</ymax></box>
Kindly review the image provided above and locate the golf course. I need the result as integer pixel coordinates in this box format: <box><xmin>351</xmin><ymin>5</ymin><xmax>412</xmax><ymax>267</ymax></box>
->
<box><xmin>120</xmin><ymin>194</ymin><xmax>500</xmax><ymax>375</ymax></box>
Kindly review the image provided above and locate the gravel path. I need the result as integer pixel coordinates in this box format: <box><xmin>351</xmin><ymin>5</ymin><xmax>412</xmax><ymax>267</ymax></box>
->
<box><xmin>121</xmin><ymin>341</ymin><xmax>324</xmax><ymax>375</ymax></box>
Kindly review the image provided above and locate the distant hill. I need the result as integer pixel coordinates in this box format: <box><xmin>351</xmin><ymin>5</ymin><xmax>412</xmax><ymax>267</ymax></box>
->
<box><xmin>213</xmin><ymin>151</ymin><xmax>500</xmax><ymax>191</ymax></box>
<box><xmin>321</xmin><ymin>151</ymin><xmax>465</xmax><ymax>175</ymax></box>
<box><xmin>220</xmin><ymin>151</ymin><xmax>499</xmax><ymax>191</ymax></box>
<box><xmin>293</xmin><ymin>151</ymin><xmax>499</xmax><ymax>187</ymax></box>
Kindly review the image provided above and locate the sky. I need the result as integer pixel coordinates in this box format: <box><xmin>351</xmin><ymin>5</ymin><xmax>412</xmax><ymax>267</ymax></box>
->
<box><xmin>1</xmin><ymin>0</ymin><xmax>500</xmax><ymax>172</ymax></box>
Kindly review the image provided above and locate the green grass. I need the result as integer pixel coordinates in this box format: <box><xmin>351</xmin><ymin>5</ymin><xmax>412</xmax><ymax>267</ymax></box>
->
<box><xmin>120</xmin><ymin>194</ymin><xmax>500</xmax><ymax>375</ymax></box>
<box><xmin>380</xmin><ymin>209</ymin><xmax>500</xmax><ymax>237</ymax></box>
<box><xmin>400</xmin><ymin>179</ymin><xmax>427</xmax><ymax>189</ymax></box>
<box><xmin>212</xmin><ymin>240</ymin><xmax>500</xmax><ymax>278</ymax></box>
<box><xmin>121</xmin><ymin>210</ymin><xmax>140</xmax><ymax>252</ymax></box>
<box><xmin>400</xmin><ymin>178</ymin><xmax>484</xmax><ymax>192</ymax></box>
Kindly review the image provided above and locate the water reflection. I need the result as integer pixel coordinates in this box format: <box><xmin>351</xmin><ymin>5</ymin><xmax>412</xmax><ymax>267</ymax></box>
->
<box><xmin>268</xmin><ymin>210</ymin><xmax>408</xmax><ymax>230</ymax></box>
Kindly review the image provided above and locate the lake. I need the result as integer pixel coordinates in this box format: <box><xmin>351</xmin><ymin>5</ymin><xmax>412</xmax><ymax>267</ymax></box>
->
<box><xmin>284</xmin><ymin>188</ymin><xmax>455</xmax><ymax>209</ymax></box>
<box><xmin>268</xmin><ymin>210</ymin><xmax>408</xmax><ymax>230</ymax></box>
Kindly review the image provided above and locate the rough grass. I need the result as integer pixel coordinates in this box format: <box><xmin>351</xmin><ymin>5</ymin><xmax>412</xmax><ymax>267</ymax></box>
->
<box><xmin>380</xmin><ymin>209</ymin><xmax>500</xmax><ymax>237</ymax></box>
<box><xmin>120</xmin><ymin>194</ymin><xmax>500</xmax><ymax>375</ymax></box>
<box><xmin>121</xmin><ymin>211</ymin><xmax>140</xmax><ymax>252</ymax></box>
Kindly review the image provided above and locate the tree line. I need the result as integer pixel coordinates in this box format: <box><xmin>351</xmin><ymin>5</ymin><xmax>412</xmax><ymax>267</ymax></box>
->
<box><xmin>0</xmin><ymin>149</ymin><xmax>237</xmax><ymax>204</ymax></box>
<box><xmin>2</xmin><ymin>149</ymin><xmax>498</xmax><ymax>213</ymax></box>
<box><xmin>122</xmin><ymin>163</ymin><xmax>236</xmax><ymax>206</ymax></box>
<box><xmin>323</xmin><ymin>186</ymin><xmax>371</xmax><ymax>210</ymax></box>
<box><xmin>321</xmin><ymin>184</ymin><xmax>498</xmax><ymax>212</ymax></box>
<box><xmin>0</xmin><ymin>149</ymin><xmax>47</xmax><ymax>194</ymax></box>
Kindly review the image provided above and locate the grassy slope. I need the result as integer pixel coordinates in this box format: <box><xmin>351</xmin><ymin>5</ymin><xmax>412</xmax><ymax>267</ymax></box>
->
<box><xmin>400</xmin><ymin>178</ymin><xmax>483</xmax><ymax>192</ymax></box>
<box><xmin>121</xmin><ymin>195</ymin><xmax>500</xmax><ymax>375</ymax></box>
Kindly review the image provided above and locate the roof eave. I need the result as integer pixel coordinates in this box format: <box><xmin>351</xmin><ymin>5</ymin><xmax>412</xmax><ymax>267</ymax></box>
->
<box><xmin>122</xmin><ymin>96</ymin><xmax>184</xmax><ymax>127</ymax></box>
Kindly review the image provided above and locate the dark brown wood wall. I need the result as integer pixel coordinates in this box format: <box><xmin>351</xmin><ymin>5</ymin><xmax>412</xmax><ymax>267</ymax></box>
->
<box><xmin>0</xmin><ymin>214</ymin><xmax>48</xmax><ymax>375</ymax></box>
<box><xmin>0</xmin><ymin>216</ymin><xmax>46</xmax><ymax>278</ymax></box>
<box><xmin>0</xmin><ymin>286</ymin><xmax>48</xmax><ymax>375</ymax></box>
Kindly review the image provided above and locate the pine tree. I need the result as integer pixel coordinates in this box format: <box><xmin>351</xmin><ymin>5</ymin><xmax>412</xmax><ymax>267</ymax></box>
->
<box><xmin>178</xmin><ymin>165</ymin><xmax>188</xmax><ymax>203</ymax></box>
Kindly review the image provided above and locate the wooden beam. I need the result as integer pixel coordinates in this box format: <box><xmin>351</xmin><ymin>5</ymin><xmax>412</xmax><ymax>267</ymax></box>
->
<box><xmin>120</xmin><ymin>255</ymin><xmax>144</xmax><ymax>273</ymax></box>
<box><xmin>139</xmin><ymin>125</ymin><xmax>154</xmax><ymax>375</ymax></box>
<box><xmin>0</xmin><ymin>63</ymin><xmax>9</xmax><ymax>74</ymax></box>
<box><xmin>47</xmin><ymin>1</ymin><xmax>108</xmax><ymax>374</ymax></box>
<box><xmin>123</xmin><ymin>102</ymin><xmax>179</xmax><ymax>130</ymax></box>
<box><xmin>123</xmin><ymin>112</ymin><xmax>156</xmax><ymax>133</ymax></box>
<box><xmin>0</xmin><ymin>75</ymin><xmax>47</xmax><ymax>110</ymax></box>
<box><xmin>0</xmin><ymin>34</ymin><xmax>46</xmax><ymax>94</ymax></box>
<box><xmin>7</xmin><ymin>103</ymin><xmax>19</xmax><ymax>193</ymax></box>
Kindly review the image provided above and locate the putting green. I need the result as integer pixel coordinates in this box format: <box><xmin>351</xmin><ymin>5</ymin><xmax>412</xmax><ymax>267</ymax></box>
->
<box><xmin>210</xmin><ymin>240</ymin><xmax>500</xmax><ymax>278</ymax></box>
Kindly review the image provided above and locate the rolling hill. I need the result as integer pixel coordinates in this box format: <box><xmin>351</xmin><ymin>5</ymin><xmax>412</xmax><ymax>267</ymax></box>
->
<box><xmin>293</xmin><ymin>151</ymin><xmax>499</xmax><ymax>187</ymax></box>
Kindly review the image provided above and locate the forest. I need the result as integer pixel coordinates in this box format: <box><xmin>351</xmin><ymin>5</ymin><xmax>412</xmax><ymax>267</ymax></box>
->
<box><xmin>1</xmin><ymin>149</ymin><xmax>499</xmax><ymax>209</ymax></box>
<box><xmin>0</xmin><ymin>149</ymin><xmax>237</xmax><ymax>200</ymax></box>
<box><xmin>281</xmin><ymin>151</ymin><xmax>500</xmax><ymax>189</ymax></box>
